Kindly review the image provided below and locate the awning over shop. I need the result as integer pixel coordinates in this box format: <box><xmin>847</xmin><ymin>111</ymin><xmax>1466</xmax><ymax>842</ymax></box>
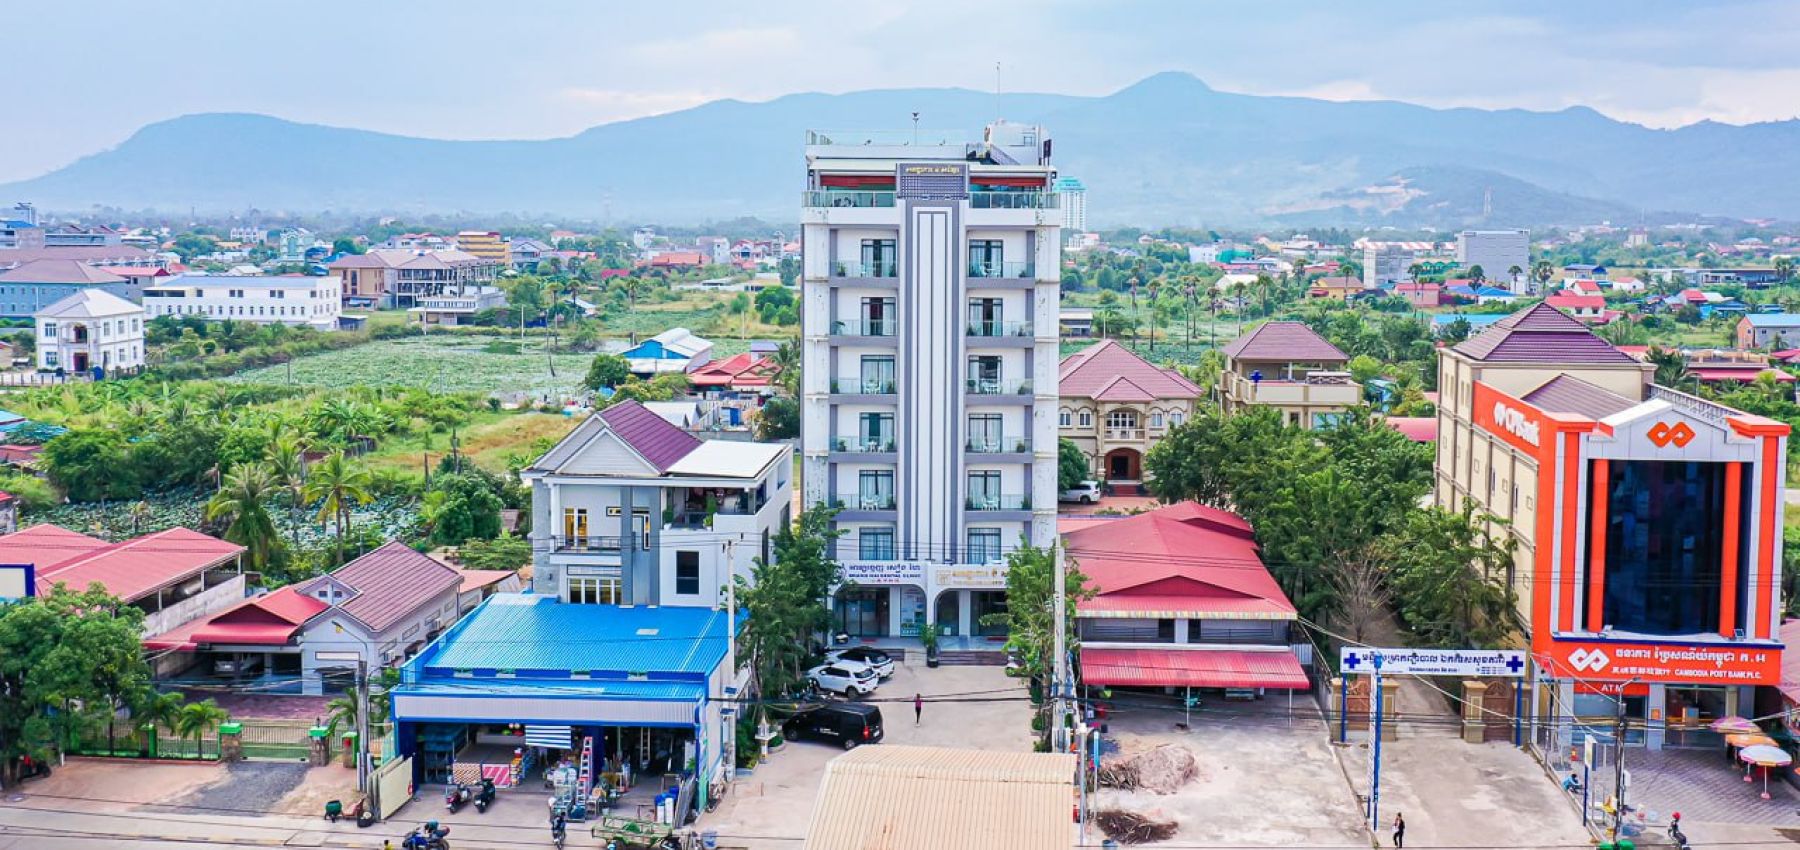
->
<box><xmin>1081</xmin><ymin>645</ymin><xmax>1309</xmax><ymax>689</ymax></box>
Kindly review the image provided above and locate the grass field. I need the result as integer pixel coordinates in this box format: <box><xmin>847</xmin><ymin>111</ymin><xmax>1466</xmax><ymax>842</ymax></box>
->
<box><xmin>361</xmin><ymin>409</ymin><xmax>582</xmax><ymax>474</ymax></box>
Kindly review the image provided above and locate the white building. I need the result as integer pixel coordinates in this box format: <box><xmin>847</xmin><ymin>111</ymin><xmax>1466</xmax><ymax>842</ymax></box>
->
<box><xmin>35</xmin><ymin>289</ymin><xmax>145</xmax><ymax>374</ymax></box>
<box><xmin>1362</xmin><ymin>242</ymin><xmax>1416</xmax><ymax>289</ymax></box>
<box><xmin>1054</xmin><ymin>177</ymin><xmax>1087</xmax><ymax>234</ymax></box>
<box><xmin>142</xmin><ymin>274</ymin><xmax>341</xmax><ymax>330</ymax></box>
<box><xmin>1456</xmin><ymin>229</ymin><xmax>1531</xmax><ymax>292</ymax></box>
<box><xmin>522</xmin><ymin>400</ymin><xmax>793</xmax><ymax>608</ymax></box>
<box><xmin>800</xmin><ymin>120</ymin><xmax>1061</xmax><ymax>641</ymax></box>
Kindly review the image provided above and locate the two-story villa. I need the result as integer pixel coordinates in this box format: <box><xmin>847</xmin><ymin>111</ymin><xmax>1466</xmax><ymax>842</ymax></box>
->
<box><xmin>1058</xmin><ymin>340</ymin><xmax>1201</xmax><ymax>483</ymax></box>
<box><xmin>1218</xmin><ymin>321</ymin><xmax>1361</xmax><ymax>429</ymax></box>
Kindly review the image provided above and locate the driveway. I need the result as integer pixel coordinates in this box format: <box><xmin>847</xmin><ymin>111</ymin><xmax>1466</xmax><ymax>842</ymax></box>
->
<box><xmin>1338</xmin><ymin>734</ymin><xmax>1590</xmax><ymax>848</ymax></box>
<box><xmin>697</xmin><ymin>662</ymin><xmax>1033</xmax><ymax>849</ymax></box>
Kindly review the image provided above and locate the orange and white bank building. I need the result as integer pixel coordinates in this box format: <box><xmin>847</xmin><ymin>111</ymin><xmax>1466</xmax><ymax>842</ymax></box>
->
<box><xmin>1437</xmin><ymin>304</ymin><xmax>1788</xmax><ymax>749</ymax></box>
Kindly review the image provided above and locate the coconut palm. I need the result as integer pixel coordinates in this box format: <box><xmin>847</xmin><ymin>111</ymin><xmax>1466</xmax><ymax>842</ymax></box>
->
<box><xmin>205</xmin><ymin>462</ymin><xmax>283</xmax><ymax>572</ymax></box>
<box><xmin>134</xmin><ymin>690</ymin><xmax>185</xmax><ymax>756</ymax></box>
<box><xmin>1507</xmin><ymin>265</ymin><xmax>1524</xmax><ymax>290</ymax></box>
<box><xmin>1777</xmin><ymin>257</ymin><xmax>1795</xmax><ymax>284</ymax></box>
<box><xmin>173</xmin><ymin>699</ymin><xmax>228</xmax><ymax>758</ymax></box>
<box><xmin>323</xmin><ymin>694</ymin><xmax>359</xmax><ymax>741</ymax></box>
<box><xmin>304</xmin><ymin>451</ymin><xmax>374</xmax><ymax>568</ymax></box>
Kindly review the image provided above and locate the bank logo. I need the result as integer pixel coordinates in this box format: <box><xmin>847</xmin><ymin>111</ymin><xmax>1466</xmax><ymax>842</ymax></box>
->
<box><xmin>1490</xmin><ymin>402</ymin><xmax>1541</xmax><ymax>446</ymax></box>
<box><xmin>1568</xmin><ymin>648</ymin><xmax>1611</xmax><ymax>673</ymax></box>
<box><xmin>1648</xmin><ymin>421</ymin><xmax>1695</xmax><ymax>448</ymax></box>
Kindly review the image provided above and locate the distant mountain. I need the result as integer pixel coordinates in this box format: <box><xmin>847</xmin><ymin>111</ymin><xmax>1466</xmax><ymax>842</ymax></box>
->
<box><xmin>8</xmin><ymin>72</ymin><xmax>1800</xmax><ymax>226</ymax></box>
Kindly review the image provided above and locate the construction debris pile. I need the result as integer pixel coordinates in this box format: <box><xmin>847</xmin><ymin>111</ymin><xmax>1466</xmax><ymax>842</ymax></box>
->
<box><xmin>1098</xmin><ymin>743</ymin><xmax>1199</xmax><ymax>794</ymax></box>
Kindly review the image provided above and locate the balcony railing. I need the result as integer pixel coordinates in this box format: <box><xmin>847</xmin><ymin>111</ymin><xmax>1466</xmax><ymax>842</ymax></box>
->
<box><xmin>833</xmin><ymin>377</ymin><xmax>897</xmax><ymax>394</ymax></box>
<box><xmin>967</xmin><ymin>320</ymin><xmax>1033</xmax><ymax>338</ymax></box>
<box><xmin>833</xmin><ymin>260</ymin><xmax>898</xmax><ymax>278</ymax></box>
<box><xmin>970</xmin><ymin>191</ymin><xmax>1058</xmax><ymax>209</ymax></box>
<box><xmin>832</xmin><ymin>436</ymin><xmax>897</xmax><ymax>453</ymax></box>
<box><xmin>966</xmin><ymin>494</ymin><xmax>1031</xmax><ymax>511</ymax></box>
<box><xmin>832</xmin><ymin>494</ymin><xmax>897</xmax><ymax>511</ymax></box>
<box><xmin>966</xmin><ymin>378</ymin><xmax>1033</xmax><ymax>395</ymax></box>
<box><xmin>968</xmin><ymin>261</ymin><xmax>1036</xmax><ymax>279</ymax></box>
<box><xmin>966</xmin><ymin>436</ymin><xmax>1030</xmax><ymax>453</ymax></box>
<box><xmin>550</xmin><ymin>535</ymin><xmax>625</xmax><ymax>553</ymax></box>
<box><xmin>804</xmin><ymin>190</ymin><xmax>897</xmax><ymax>208</ymax></box>
<box><xmin>831</xmin><ymin>319</ymin><xmax>896</xmax><ymax>337</ymax></box>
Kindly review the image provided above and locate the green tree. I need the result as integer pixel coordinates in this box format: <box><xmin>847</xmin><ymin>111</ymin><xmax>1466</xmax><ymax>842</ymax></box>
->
<box><xmin>1776</xmin><ymin>257</ymin><xmax>1795</xmax><ymax>284</ymax></box>
<box><xmin>736</xmin><ymin>507</ymin><xmax>843</xmax><ymax>697</ymax></box>
<box><xmin>983</xmin><ymin>544</ymin><xmax>1092</xmax><ymax>687</ymax></box>
<box><xmin>754</xmin><ymin>287</ymin><xmax>797</xmax><ymax>325</ymax></box>
<box><xmin>0</xmin><ymin>585</ymin><xmax>151</xmax><ymax>784</ymax></box>
<box><xmin>173</xmin><ymin>699</ymin><xmax>229</xmax><ymax>757</ymax></box>
<box><xmin>304</xmin><ymin>451</ymin><xmax>374</xmax><ymax>568</ymax></box>
<box><xmin>754</xmin><ymin>397</ymin><xmax>800</xmax><ymax>441</ymax></box>
<box><xmin>1057</xmin><ymin>438</ymin><xmax>1089</xmax><ymax>491</ymax></box>
<box><xmin>1467</xmin><ymin>264</ymin><xmax>1487</xmax><ymax>284</ymax></box>
<box><xmin>331</xmin><ymin>237</ymin><xmax>364</xmax><ymax>256</ymax></box>
<box><xmin>204</xmin><ymin>462</ymin><xmax>286</xmax><ymax>573</ymax></box>
<box><xmin>424</xmin><ymin>472</ymin><xmax>505</xmax><ymax>546</ymax></box>
<box><xmin>42</xmin><ymin>428</ymin><xmax>139</xmax><ymax>502</ymax></box>
<box><xmin>769</xmin><ymin>339</ymin><xmax>800</xmax><ymax>395</ymax></box>
<box><xmin>456</xmin><ymin>535</ymin><xmax>532</xmax><ymax>571</ymax></box>
<box><xmin>1382</xmin><ymin>503</ymin><xmax>1517</xmax><ymax>648</ymax></box>
<box><xmin>583</xmin><ymin>353</ymin><xmax>632</xmax><ymax>391</ymax></box>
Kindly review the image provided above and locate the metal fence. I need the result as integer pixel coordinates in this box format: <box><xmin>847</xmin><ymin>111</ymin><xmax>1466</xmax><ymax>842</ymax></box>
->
<box><xmin>237</xmin><ymin>719</ymin><xmax>315</xmax><ymax>762</ymax></box>
<box><xmin>68</xmin><ymin>722</ymin><xmax>219</xmax><ymax>761</ymax></box>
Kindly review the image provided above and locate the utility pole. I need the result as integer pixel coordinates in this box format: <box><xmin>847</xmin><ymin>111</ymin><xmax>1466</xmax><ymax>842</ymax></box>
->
<box><xmin>723</xmin><ymin>536</ymin><xmax>738</xmax><ymax>796</ymax></box>
<box><xmin>355</xmin><ymin>658</ymin><xmax>371</xmax><ymax>793</ymax></box>
<box><xmin>1611</xmin><ymin>678</ymin><xmax>1637</xmax><ymax>844</ymax></box>
<box><xmin>1051</xmin><ymin>544</ymin><xmax>1068</xmax><ymax>752</ymax></box>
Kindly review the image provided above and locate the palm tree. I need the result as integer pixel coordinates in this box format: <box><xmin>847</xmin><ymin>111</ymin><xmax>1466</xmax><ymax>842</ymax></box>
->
<box><xmin>324</xmin><ymin>694</ymin><xmax>360</xmax><ymax>741</ymax></box>
<box><xmin>173</xmin><ymin>699</ymin><xmax>228</xmax><ymax>758</ymax></box>
<box><xmin>1231</xmin><ymin>280</ymin><xmax>1250</xmax><ymax>337</ymax></box>
<box><xmin>134</xmin><ymin>691</ymin><xmax>185</xmax><ymax>756</ymax></box>
<box><xmin>1776</xmin><ymin>257</ymin><xmax>1795</xmax><ymax>284</ymax></box>
<box><xmin>1507</xmin><ymin>265</ymin><xmax>1524</xmax><ymax>291</ymax></box>
<box><xmin>304</xmin><ymin>452</ymin><xmax>374</xmax><ymax>568</ymax></box>
<box><xmin>770</xmin><ymin>339</ymin><xmax>801</xmax><ymax>395</ymax></box>
<box><xmin>205</xmin><ymin>462</ymin><xmax>283</xmax><ymax>572</ymax></box>
<box><xmin>1532</xmin><ymin>260</ymin><xmax>1555</xmax><ymax>293</ymax></box>
<box><xmin>1406</xmin><ymin>262</ymin><xmax>1425</xmax><ymax>282</ymax></box>
<box><xmin>266</xmin><ymin>434</ymin><xmax>307</xmax><ymax>509</ymax></box>
<box><xmin>1468</xmin><ymin>264</ymin><xmax>1487</xmax><ymax>285</ymax></box>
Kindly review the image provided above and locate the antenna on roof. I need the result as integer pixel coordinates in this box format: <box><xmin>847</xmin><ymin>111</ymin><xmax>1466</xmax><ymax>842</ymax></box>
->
<box><xmin>911</xmin><ymin>112</ymin><xmax>920</xmax><ymax>146</ymax></box>
<box><xmin>994</xmin><ymin>61</ymin><xmax>1003</xmax><ymax>123</ymax></box>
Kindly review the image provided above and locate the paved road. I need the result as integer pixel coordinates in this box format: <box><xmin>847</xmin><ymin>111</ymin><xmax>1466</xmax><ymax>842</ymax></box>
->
<box><xmin>0</xmin><ymin>801</ymin><xmax>559</xmax><ymax>849</ymax></box>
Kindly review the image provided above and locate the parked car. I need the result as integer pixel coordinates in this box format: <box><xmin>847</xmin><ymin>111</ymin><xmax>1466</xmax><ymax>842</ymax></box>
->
<box><xmin>1059</xmin><ymin>480</ymin><xmax>1102</xmax><ymax>504</ymax></box>
<box><xmin>784</xmin><ymin>703</ymin><xmax>884</xmax><ymax>750</ymax></box>
<box><xmin>826</xmin><ymin>646</ymin><xmax>895</xmax><ymax>678</ymax></box>
<box><xmin>807</xmin><ymin>663</ymin><xmax>879</xmax><ymax>696</ymax></box>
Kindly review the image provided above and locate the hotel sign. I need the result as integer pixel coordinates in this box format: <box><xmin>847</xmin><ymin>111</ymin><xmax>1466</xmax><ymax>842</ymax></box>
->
<box><xmin>1472</xmin><ymin>382</ymin><xmax>1546</xmax><ymax>454</ymax></box>
<box><xmin>896</xmin><ymin>162</ymin><xmax>969</xmax><ymax>200</ymax></box>
<box><xmin>1543</xmin><ymin>639</ymin><xmax>1781</xmax><ymax>686</ymax></box>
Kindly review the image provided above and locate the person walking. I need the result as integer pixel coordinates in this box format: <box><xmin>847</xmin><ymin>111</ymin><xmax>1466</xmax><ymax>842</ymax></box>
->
<box><xmin>914</xmin><ymin>693</ymin><xmax>923</xmax><ymax>725</ymax></box>
<box><xmin>1392</xmin><ymin>813</ymin><xmax>1405</xmax><ymax>848</ymax></box>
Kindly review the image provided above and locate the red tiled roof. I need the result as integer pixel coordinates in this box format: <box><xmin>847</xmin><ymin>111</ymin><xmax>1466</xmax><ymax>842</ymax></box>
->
<box><xmin>29</xmin><ymin>526</ymin><xmax>242</xmax><ymax>601</ymax></box>
<box><xmin>1059</xmin><ymin>340</ymin><xmax>1201</xmax><ymax>401</ymax></box>
<box><xmin>1452</xmin><ymin>303</ymin><xmax>1639</xmax><ymax>364</ymax></box>
<box><xmin>145</xmin><ymin>586</ymin><xmax>328</xmax><ymax>650</ymax></box>
<box><xmin>316</xmin><ymin>541</ymin><xmax>460</xmax><ymax>633</ymax></box>
<box><xmin>1080</xmin><ymin>646</ymin><xmax>1309</xmax><ymax>689</ymax></box>
<box><xmin>688</xmin><ymin>353</ymin><xmax>778</xmax><ymax>388</ymax></box>
<box><xmin>1064</xmin><ymin>503</ymin><xmax>1295</xmax><ymax>619</ymax></box>
<box><xmin>457</xmin><ymin>569</ymin><xmax>516</xmax><ymax>594</ymax></box>
<box><xmin>1221</xmin><ymin>322</ymin><xmax>1348</xmax><ymax>363</ymax></box>
<box><xmin>1520</xmin><ymin>374</ymin><xmax>1641</xmax><ymax>419</ymax></box>
<box><xmin>1385</xmin><ymin>417</ymin><xmax>1437</xmax><ymax>443</ymax></box>
<box><xmin>597</xmin><ymin>400</ymin><xmax>703</xmax><ymax>472</ymax></box>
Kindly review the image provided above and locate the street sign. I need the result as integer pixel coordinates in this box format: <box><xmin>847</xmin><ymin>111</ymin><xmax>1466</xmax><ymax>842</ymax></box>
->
<box><xmin>1339</xmin><ymin>647</ymin><xmax>1527</xmax><ymax>677</ymax></box>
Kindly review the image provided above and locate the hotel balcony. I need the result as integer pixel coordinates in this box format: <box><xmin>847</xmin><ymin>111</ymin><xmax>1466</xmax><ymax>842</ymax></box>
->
<box><xmin>966</xmin><ymin>320</ymin><xmax>1036</xmax><ymax>347</ymax></box>
<box><xmin>547</xmin><ymin>535</ymin><xmax>626</xmax><ymax>555</ymax></box>
<box><xmin>830</xmin><ymin>377</ymin><xmax>898</xmax><ymax>403</ymax></box>
<box><xmin>828</xmin><ymin>319</ymin><xmax>898</xmax><ymax>346</ymax></box>
<box><xmin>968</xmin><ymin>261</ymin><xmax>1036</xmax><ymax>279</ymax></box>
<box><xmin>829</xmin><ymin>435</ymin><xmax>898</xmax><ymax>464</ymax></box>
<box><xmin>1223</xmin><ymin>372</ymin><xmax>1362</xmax><ymax>408</ymax></box>
<box><xmin>832</xmin><ymin>260</ymin><xmax>898</xmax><ymax>280</ymax></box>
<box><xmin>965</xmin><ymin>378</ymin><xmax>1034</xmax><ymax>405</ymax></box>
<box><xmin>966</xmin><ymin>493</ymin><xmax>1034</xmax><ymax>522</ymax></box>
<box><xmin>829</xmin><ymin>492</ymin><xmax>897</xmax><ymax>522</ymax></box>
<box><xmin>965</xmin><ymin>435</ymin><xmax>1032</xmax><ymax>463</ymax></box>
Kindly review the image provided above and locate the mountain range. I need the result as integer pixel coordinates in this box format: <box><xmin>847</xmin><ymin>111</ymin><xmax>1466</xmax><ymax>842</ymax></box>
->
<box><xmin>7</xmin><ymin>72</ymin><xmax>1800</xmax><ymax>227</ymax></box>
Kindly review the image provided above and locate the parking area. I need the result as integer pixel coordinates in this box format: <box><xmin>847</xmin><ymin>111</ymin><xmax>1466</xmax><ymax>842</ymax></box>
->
<box><xmin>697</xmin><ymin>660</ymin><xmax>1033</xmax><ymax>850</ymax></box>
<box><xmin>1338</xmin><ymin>734</ymin><xmax>1590</xmax><ymax>848</ymax></box>
<box><xmin>1092</xmin><ymin>694</ymin><xmax>1369</xmax><ymax>847</ymax></box>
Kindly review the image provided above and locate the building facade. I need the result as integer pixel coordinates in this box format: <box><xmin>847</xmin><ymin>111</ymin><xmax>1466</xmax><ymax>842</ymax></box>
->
<box><xmin>1362</xmin><ymin>243</ymin><xmax>1415</xmax><ymax>289</ymax></box>
<box><xmin>142</xmin><ymin>274</ymin><xmax>341</xmax><ymax>330</ymax></box>
<box><xmin>0</xmin><ymin>259</ymin><xmax>135</xmax><ymax>318</ymax></box>
<box><xmin>1218</xmin><ymin>322</ymin><xmax>1361</xmax><ymax>429</ymax></box>
<box><xmin>35</xmin><ymin>289</ymin><xmax>145</xmax><ymax>374</ymax></box>
<box><xmin>1053</xmin><ymin>176</ymin><xmax>1087</xmax><ymax>234</ymax></box>
<box><xmin>455</xmin><ymin>230</ymin><xmax>512</xmax><ymax>267</ymax></box>
<box><xmin>1456</xmin><ymin>229</ymin><xmax>1531</xmax><ymax>292</ymax></box>
<box><xmin>1058</xmin><ymin>340</ymin><xmax>1200</xmax><ymax>483</ymax></box>
<box><xmin>1736</xmin><ymin>314</ymin><xmax>1800</xmax><ymax>349</ymax></box>
<box><xmin>800</xmin><ymin>121</ymin><xmax>1062</xmax><ymax>639</ymax></box>
<box><xmin>1436</xmin><ymin>303</ymin><xmax>1788</xmax><ymax>750</ymax></box>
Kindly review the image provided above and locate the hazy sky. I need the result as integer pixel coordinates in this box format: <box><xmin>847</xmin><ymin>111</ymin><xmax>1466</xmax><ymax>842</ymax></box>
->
<box><xmin>8</xmin><ymin>0</ymin><xmax>1800</xmax><ymax>182</ymax></box>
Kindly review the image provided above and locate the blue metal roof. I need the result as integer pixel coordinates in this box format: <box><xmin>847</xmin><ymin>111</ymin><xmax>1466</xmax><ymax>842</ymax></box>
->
<box><xmin>419</xmin><ymin>593</ymin><xmax>736</xmax><ymax>677</ymax></box>
<box><xmin>396</xmin><ymin>678</ymin><xmax>704</xmax><ymax>702</ymax></box>
<box><xmin>1743</xmin><ymin>313</ymin><xmax>1800</xmax><ymax>327</ymax></box>
<box><xmin>1432</xmin><ymin>314</ymin><xmax>1505</xmax><ymax>327</ymax></box>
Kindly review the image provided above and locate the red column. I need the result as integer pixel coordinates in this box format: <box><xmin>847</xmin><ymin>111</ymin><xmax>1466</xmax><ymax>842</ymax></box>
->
<box><xmin>1588</xmin><ymin>459</ymin><xmax>1609</xmax><ymax>632</ymax></box>
<box><xmin>1721</xmin><ymin>461</ymin><xmax>1742</xmax><ymax>640</ymax></box>
<box><xmin>1757</xmin><ymin>438</ymin><xmax>1780</xmax><ymax>640</ymax></box>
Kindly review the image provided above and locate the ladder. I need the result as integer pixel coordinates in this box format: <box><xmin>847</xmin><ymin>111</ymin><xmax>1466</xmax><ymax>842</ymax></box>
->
<box><xmin>577</xmin><ymin>736</ymin><xmax>595</xmax><ymax>799</ymax></box>
<box><xmin>639</xmin><ymin>728</ymin><xmax>651</xmax><ymax>772</ymax></box>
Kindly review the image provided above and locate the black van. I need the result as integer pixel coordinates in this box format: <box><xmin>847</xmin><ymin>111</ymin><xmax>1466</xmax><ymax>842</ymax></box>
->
<box><xmin>784</xmin><ymin>702</ymin><xmax>884</xmax><ymax>749</ymax></box>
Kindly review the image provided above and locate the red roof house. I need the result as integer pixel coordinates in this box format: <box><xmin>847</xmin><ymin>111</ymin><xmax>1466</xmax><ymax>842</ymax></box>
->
<box><xmin>1058</xmin><ymin>340</ymin><xmax>1202</xmax><ymax>403</ymax></box>
<box><xmin>1394</xmin><ymin>282</ymin><xmax>1442</xmax><ymax>308</ymax></box>
<box><xmin>1062</xmin><ymin>503</ymin><xmax>1308</xmax><ymax>690</ymax></box>
<box><xmin>688</xmin><ymin>353</ymin><xmax>780</xmax><ymax>391</ymax></box>
<box><xmin>1385</xmin><ymin>417</ymin><xmax>1437</xmax><ymax>443</ymax></box>
<box><xmin>0</xmin><ymin>523</ymin><xmax>247</xmax><ymax>638</ymax></box>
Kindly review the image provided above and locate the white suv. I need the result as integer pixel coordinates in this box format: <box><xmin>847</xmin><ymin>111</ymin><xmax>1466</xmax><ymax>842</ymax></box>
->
<box><xmin>1059</xmin><ymin>480</ymin><xmax>1102</xmax><ymax>504</ymax></box>
<box><xmin>808</xmin><ymin>663</ymin><xmax>879</xmax><ymax>697</ymax></box>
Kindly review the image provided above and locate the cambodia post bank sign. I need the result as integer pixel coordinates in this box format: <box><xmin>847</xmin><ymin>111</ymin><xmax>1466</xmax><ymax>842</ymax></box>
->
<box><xmin>1472</xmin><ymin>382</ymin><xmax>1546</xmax><ymax>454</ymax></box>
<box><xmin>1541</xmin><ymin>638</ymin><xmax>1781</xmax><ymax>686</ymax></box>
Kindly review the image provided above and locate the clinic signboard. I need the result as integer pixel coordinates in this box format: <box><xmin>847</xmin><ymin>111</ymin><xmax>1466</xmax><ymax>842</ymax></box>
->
<box><xmin>842</xmin><ymin>562</ymin><xmax>925</xmax><ymax>586</ymax></box>
<box><xmin>1340</xmin><ymin>647</ymin><xmax>1527</xmax><ymax>677</ymax></box>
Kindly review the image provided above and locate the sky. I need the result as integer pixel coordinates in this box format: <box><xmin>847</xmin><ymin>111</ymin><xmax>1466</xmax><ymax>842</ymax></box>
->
<box><xmin>7</xmin><ymin>0</ymin><xmax>1800</xmax><ymax>183</ymax></box>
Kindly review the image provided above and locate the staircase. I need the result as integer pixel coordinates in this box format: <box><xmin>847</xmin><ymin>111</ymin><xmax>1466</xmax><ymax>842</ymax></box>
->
<box><xmin>933</xmin><ymin>649</ymin><xmax>1008</xmax><ymax>666</ymax></box>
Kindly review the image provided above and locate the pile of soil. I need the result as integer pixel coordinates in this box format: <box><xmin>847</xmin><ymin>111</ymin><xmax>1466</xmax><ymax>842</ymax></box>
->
<box><xmin>1098</xmin><ymin>743</ymin><xmax>1199</xmax><ymax>794</ymax></box>
<box><xmin>1094</xmin><ymin>808</ymin><xmax>1179</xmax><ymax>844</ymax></box>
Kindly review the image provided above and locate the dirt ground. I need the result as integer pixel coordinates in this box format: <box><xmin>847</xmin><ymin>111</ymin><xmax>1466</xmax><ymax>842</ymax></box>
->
<box><xmin>1093</xmin><ymin>697</ymin><xmax>1370</xmax><ymax>848</ymax></box>
<box><xmin>697</xmin><ymin>661</ymin><xmax>1034</xmax><ymax>850</ymax></box>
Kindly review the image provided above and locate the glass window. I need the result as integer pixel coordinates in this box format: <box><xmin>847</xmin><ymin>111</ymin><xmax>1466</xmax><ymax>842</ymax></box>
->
<box><xmin>1107</xmin><ymin>410</ymin><xmax>1139</xmax><ymax>429</ymax></box>
<box><xmin>968</xmin><ymin>414</ymin><xmax>1003</xmax><ymax>452</ymax></box>
<box><xmin>857</xmin><ymin>413</ymin><xmax>894</xmax><ymax>450</ymax></box>
<box><xmin>858</xmin><ymin>528</ymin><xmax>895</xmax><ymax>560</ymax></box>
<box><xmin>1170</xmin><ymin>412</ymin><xmax>1184</xmax><ymax>427</ymax></box>
<box><xmin>967</xmin><ymin>528</ymin><xmax>1003</xmax><ymax>564</ymax></box>
<box><xmin>859</xmin><ymin>355</ymin><xmax>895</xmax><ymax>393</ymax></box>
<box><xmin>969</xmin><ymin>239</ymin><xmax>1004</xmax><ymax>276</ymax></box>
<box><xmin>1059</xmin><ymin>411</ymin><xmax>1072</xmax><ymax>427</ymax></box>
<box><xmin>967</xmin><ymin>470</ymin><xmax>1001</xmax><ymax>508</ymax></box>
<box><xmin>1150</xmin><ymin>413</ymin><xmax>1164</xmax><ymax>428</ymax></box>
<box><xmin>41</xmin><ymin>322</ymin><xmax>55</xmax><ymax>338</ymax></box>
<box><xmin>1079</xmin><ymin>411</ymin><xmax>1092</xmax><ymax>427</ymax></box>
<box><xmin>675</xmin><ymin>551</ymin><xmax>700</xmax><ymax>595</ymax></box>
<box><xmin>568</xmin><ymin>576</ymin><xmax>621</xmax><ymax>605</ymax></box>
<box><xmin>562</xmin><ymin>507</ymin><xmax>588</xmax><ymax>545</ymax></box>
<box><xmin>857</xmin><ymin>470</ymin><xmax>894</xmax><ymax>509</ymax></box>
<box><xmin>859</xmin><ymin>239</ymin><xmax>896</xmax><ymax>277</ymax></box>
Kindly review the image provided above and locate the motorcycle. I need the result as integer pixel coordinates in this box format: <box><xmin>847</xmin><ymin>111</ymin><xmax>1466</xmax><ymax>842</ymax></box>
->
<box><xmin>402</xmin><ymin>822</ymin><xmax>451</xmax><ymax>850</ymax></box>
<box><xmin>445</xmin><ymin>783</ymin><xmax>472</xmax><ymax>814</ymax></box>
<box><xmin>473</xmin><ymin>779</ymin><xmax>496</xmax><ymax>814</ymax></box>
<box><xmin>551</xmin><ymin>813</ymin><xmax>568</xmax><ymax>850</ymax></box>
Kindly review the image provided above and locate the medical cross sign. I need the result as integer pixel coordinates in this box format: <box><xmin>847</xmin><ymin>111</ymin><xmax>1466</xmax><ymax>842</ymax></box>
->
<box><xmin>1340</xmin><ymin>647</ymin><xmax>1527</xmax><ymax>677</ymax></box>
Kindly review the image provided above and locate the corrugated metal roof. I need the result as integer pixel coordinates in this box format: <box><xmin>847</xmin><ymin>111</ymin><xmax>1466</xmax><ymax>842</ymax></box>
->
<box><xmin>316</xmin><ymin>541</ymin><xmax>461</xmax><ymax>633</ymax></box>
<box><xmin>1520</xmin><ymin>374</ymin><xmax>1641</xmax><ymax>419</ymax></box>
<box><xmin>0</xmin><ymin>524</ymin><xmax>107</xmax><ymax>568</ymax></box>
<box><xmin>803</xmin><ymin>746</ymin><xmax>1075</xmax><ymax>850</ymax></box>
<box><xmin>1452</xmin><ymin>303</ymin><xmax>1640</xmax><ymax>364</ymax></box>
<box><xmin>1063</xmin><ymin>503</ymin><xmax>1294</xmax><ymax>619</ymax></box>
<box><xmin>0</xmin><ymin>258</ymin><xmax>128</xmax><ymax>284</ymax></box>
<box><xmin>425</xmin><ymin>594</ymin><xmax>734</xmax><ymax>676</ymax></box>
<box><xmin>36</xmin><ymin>527</ymin><xmax>243</xmax><ymax>601</ymax></box>
<box><xmin>1221</xmin><ymin>321</ymin><xmax>1348</xmax><ymax>362</ymax></box>
<box><xmin>397</xmin><ymin>678</ymin><xmax>705</xmax><ymax>701</ymax></box>
<box><xmin>1385</xmin><ymin>417</ymin><xmax>1437</xmax><ymax>443</ymax></box>
<box><xmin>1080</xmin><ymin>646</ymin><xmax>1309</xmax><ymax>689</ymax></box>
<box><xmin>1059</xmin><ymin>340</ymin><xmax>1201</xmax><ymax>400</ymax></box>
<box><xmin>597</xmin><ymin>401</ymin><xmax>703</xmax><ymax>472</ymax></box>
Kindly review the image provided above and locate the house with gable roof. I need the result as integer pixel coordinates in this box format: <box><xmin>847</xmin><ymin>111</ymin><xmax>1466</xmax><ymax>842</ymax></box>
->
<box><xmin>1219</xmin><ymin>321</ymin><xmax>1361</xmax><ymax>429</ymax></box>
<box><xmin>1058</xmin><ymin>340</ymin><xmax>1201</xmax><ymax>483</ymax></box>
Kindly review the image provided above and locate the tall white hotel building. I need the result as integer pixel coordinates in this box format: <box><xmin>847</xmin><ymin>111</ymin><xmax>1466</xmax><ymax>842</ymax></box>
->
<box><xmin>800</xmin><ymin>121</ymin><xmax>1062</xmax><ymax>642</ymax></box>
